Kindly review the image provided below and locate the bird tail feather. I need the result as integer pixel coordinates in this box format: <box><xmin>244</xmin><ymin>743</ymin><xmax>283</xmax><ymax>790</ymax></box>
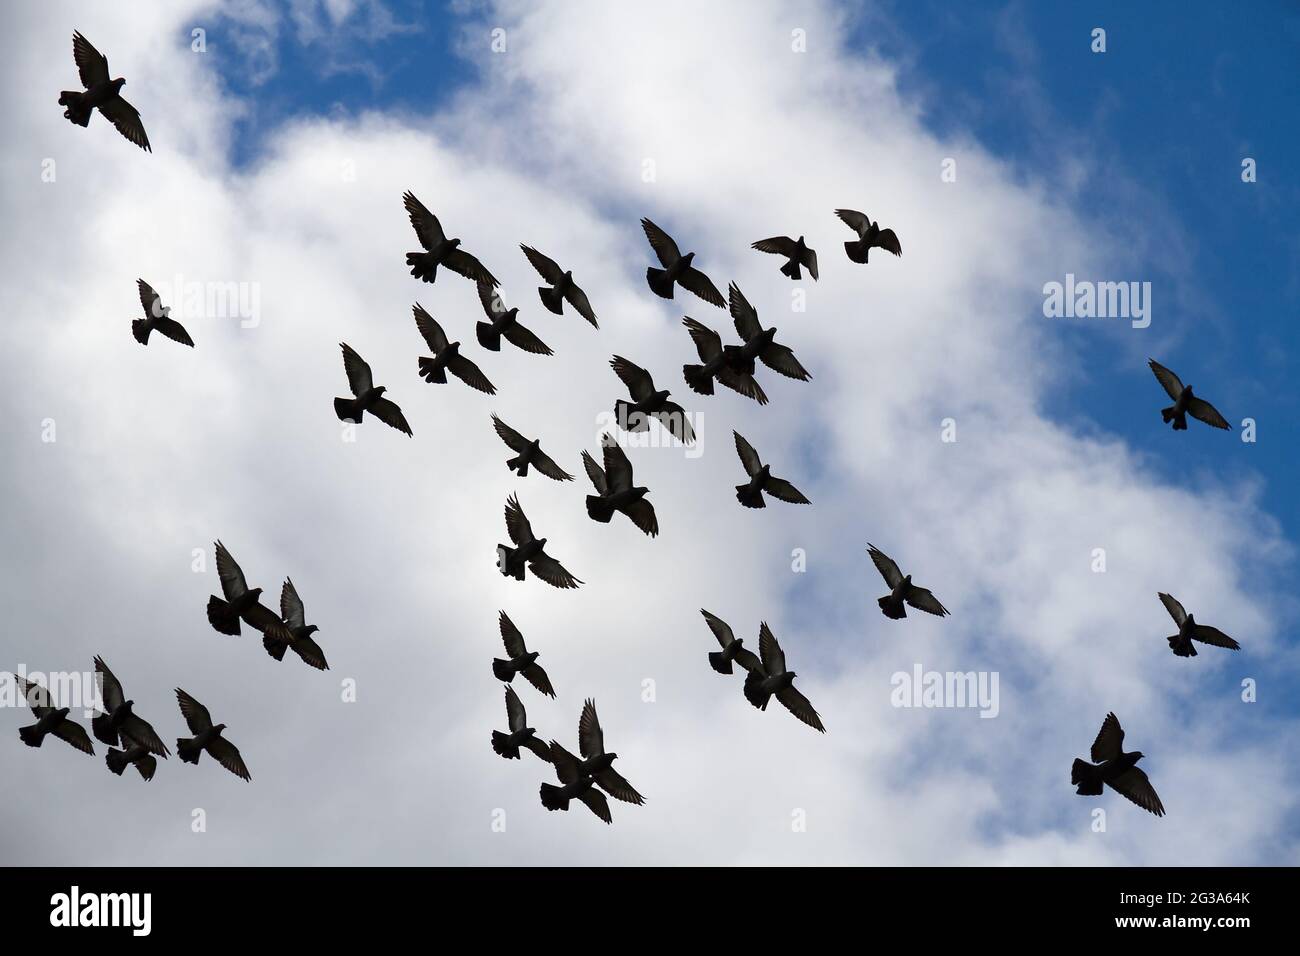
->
<box><xmin>742</xmin><ymin>672</ymin><xmax>769</xmax><ymax>711</ymax></box>
<box><xmin>491</xmin><ymin>731</ymin><xmax>520</xmax><ymax>759</ymax></box>
<box><xmin>586</xmin><ymin>495</ymin><xmax>615</xmax><ymax>523</ymax></box>
<box><xmin>878</xmin><ymin>596</ymin><xmax>907</xmax><ymax>620</ymax></box>
<box><xmin>333</xmin><ymin>396</ymin><xmax>362</xmax><ymax>424</ymax></box>
<box><xmin>262</xmin><ymin>632</ymin><xmax>288</xmax><ymax>661</ymax></box>
<box><xmin>105</xmin><ymin>748</ymin><xmax>129</xmax><ymax>775</ymax></box>
<box><xmin>475</xmin><ymin>321</ymin><xmax>501</xmax><ymax>351</ymax></box>
<box><xmin>206</xmin><ymin>595</ymin><xmax>242</xmax><ymax>635</ymax></box>
<box><xmin>779</xmin><ymin>259</ymin><xmax>801</xmax><ymax>280</ymax></box>
<box><xmin>1168</xmin><ymin>635</ymin><xmax>1197</xmax><ymax>657</ymax></box>
<box><xmin>177</xmin><ymin>738</ymin><xmax>201</xmax><ymax>765</ymax></box>
<box><xmin>417</xmin><ymin>356</ymin><xmax>447</xmax><ymax>384</ymax></box>
<box><xmin>91</xmin><ymin>714</ymin><xmax>116</xmax><ymax>747</ymax></box>
<box><xmin>539</xmin><ymin>783</ymin><xmax>569</xmax><ymax>812</ymax></box>
<box><xmin>136</xmin><ymin>754</ymin><xmax>157</xmax><ymax>781</ymax></box>
<box><xmin>539</xmin><ymin>286</ymin><xmax>564</xmax><ymax>315</ymax></box>
<box><xmin>614</xmin><ymin>400</ymin><xmax>648</xmax><ymax>432</ymax></box>
<box><xmin>491</xmin><ymin>659</ymin><xmax>515</xmax><ymax>682</ymax></box>
<box><xmin>131</xmin><ymin>319</ymin><xmax>150</xmax><ymax>345</ymax></box>
<box><xmin>406</xmin><ymin>251</ymin><xmax>437</xmax><ymax>283</ymax></box>
<box><xmin>736</xmin><ymin>484</ymin><xmax>765</xmax><ymax>509</ymax></box>
<box><xmin>707</xmin><ymin>651</ymin><xmax>733</xmax><ymax>675</ymax></box>
<box><xmin>506</xmin><ymin>455</ymin><xmax>528</xmax><ymax>477</ymax></box>
<box><xmin>845</xmin><ymin>240</ymin><xmax>869</xmax><ymax>264</ymax></box>
<box><xmin>682</xmin><ymin>364</ymin><xmax>715</xmax><ymax>396</ymax></box>
<box><xmin>646</xmin><ymin>267</ymin><xmax>674</xmax><ymax>299</ymax></box>
<box><xmin>18</xmin><ymin>724</ymin><xmax>44</xmax><ymax>748</ymax></box>
<box><xmin>1071</xmin><ymin>758</ymin><xmax>1104</xmax><ymax>795</ymax></box>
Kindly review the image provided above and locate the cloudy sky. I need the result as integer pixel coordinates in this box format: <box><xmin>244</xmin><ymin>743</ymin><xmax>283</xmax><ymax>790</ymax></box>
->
<box><xmin>2</xmin><ymin>0</ymin><xmax>1297</xmax><ymax>865</ymax></box>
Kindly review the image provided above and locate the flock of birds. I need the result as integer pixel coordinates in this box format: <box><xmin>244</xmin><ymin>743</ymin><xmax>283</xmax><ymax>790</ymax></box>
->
<box><xmin>11</xmin><ymin>33</ymin><xmax>1243</xmax><ymax>825</ymax></box>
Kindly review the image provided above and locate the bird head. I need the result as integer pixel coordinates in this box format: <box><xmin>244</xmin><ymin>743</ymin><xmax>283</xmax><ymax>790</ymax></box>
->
<box><xmin>122</xmin><ymin>699</ymin><xmax>135</xmax><ymax>714</ymax></box>
<box><xmin>1132</xmin><ymin>751</ymin><xmax>1145</xmax><ymax>762</ymax></box>
<box><xmin>902</xmin><ymin>574</ymin><xmax>912</xmax><ymax>585</ymax></box>
<box><xmin>654</xmin><ymin>388</ymin><xmax>671</xmax><ymax>403</ymax></box>
<box><xmin>55</xmin><ymin>706</ymin><xmax>71</xmax><ymax>720</ymax></box>
<box><xmin>448</xmin><ymin>238</ymin><xmax>462</xmax><ymax>249</ymax></box>
<box><xmin>536</xmin><ymin>537</ymin><xmax>548</xmax><ymax>550</ymax></box>
<box><xmin>304</xmin><ymin>624</ymin><xmax>320</xmax><ymax>636</ymax></box>
<box><xmin>606</xmin><ymin>752</ymin><xmax>619</xmax><ymax>763</ymax></box>
<box><xmin>786</xmin><ymin>671</ymin><xmax>797</xmax><ymax>680</ymax></box>
<box><xmin>681</xmin><ymin>252</ymin><xmax>696</xmax><ymax>267</ymax></box>
<box><xmin>633</xmin><ymin>486</ymin><xmax>649</xmax><ymax>499</ymax></box>
<box><xmin>214</xmin><ymin>723</ymin><xmax>228</xmax><ymax>734</ymax></box>
<box><xmin>1184</xmin><ymin>385</ymin><xmax>1195</xmax><ymax>395</ymax></box>
<box><xmin>113</xmin><ymin>78</ymin><xmax>126</xmax><ymax>91</ymax></box>
<box><xmin>796</xmin><ymin>235</ymin><xmax>806</xmax><ymax>246</ymax></box>
<box><xmin>249</xmin><ymin>587</ymin><xmax>263</xmax><ymax>600</ymax></box>
<box><xmin>373</xmin><ymin>386</ymin><xmax>388</xmax><ymax>397</ymax></box>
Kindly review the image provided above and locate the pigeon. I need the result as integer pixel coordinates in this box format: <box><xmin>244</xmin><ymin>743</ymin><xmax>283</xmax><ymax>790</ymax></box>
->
<box><xmin>475</xmin><ymin>282</ymin><xmax>553</xmax><ymax>356</ymax></box>
<box><xmin>742</xmin><ymin>623</ymin><xmax>825</xmax><ymax>732</ymax></box>
<box><xmin>520</xmin><ymin>245</ymin><xmax>598</xmax><ymax>327</ymax></box>
<box><xmin>610</xmin><ymin>355</ymin><xmax>695</xmax><ymax>444</ymax></box>
<box><xmin>413</xmin><ymin>304</ymin><xmax>496</xmax><ymax>394</ymax></box>
<box><xmin>575</xmin><ymin>699</ymin><xmax>645</xmax><ymax>805</ymax></box>
<box><xmin>491</xmin><ymin>611</ymin><xmax>556</xmax><ymax>698</ymax></box>
<box><xmin>59</xmin><ymin>32</ymin><xmax>150</xmax><ymax>152</ymax></box>
<box><xmin>131</xmin><ymin>279</ymin><xmax>193</xmax><ymax>347</ymax></box>
<box><xmin>206</xmin><ymin>541</ymin><xmax>295</xmax><ymax>644</ymax></box>
<box><xmin>1148</xmin><ymin>359</ymin><xmax>1230</xmax><ymax>432</ymax></box>
<box><xmin>725</xmin><ymin>283</ymin><xmax>811</xmax><ymax>383</ymax></box>
<box><xmin>403</xmin><ymin>191</ymin><xmax>498</xmax><ymax>286</ymax></box>
<box><xmin>640</xmin><ymin>218</ymin><xmax>725</xmax><ymax>307</ymax></box>
<box><xmin>582</xmin><ymin>435</ymin><xmax>658</xmax><ymax>537</ymax></box>
<box><xmin>13</xmin><ymin>675</ymin><xmax>94</xmax><ymax>755</ymax></box>
<box><xmin>333</xmin><ymin>342</ymin><xmax>413</xmax><ymax>435</ymax></box>
<box><xmin>732</xmin><ymin>432</ymin><xmax>810</xmax><ymax>509</ymax></box>
<box><xmin>680</xmin><ymin>317</ymin><xmax>769</xmax><ymax>405</ymax></box>
<box><xmin>89</xmin><ymin>656</ymin><xmax>169</xmax><ymax>757</ymax></box>
<box><xmin>497</xmin><ymin>494</ymin><xmax>583</xmax><ymax>589</ymax></box>
<box><xmin>835</xmin><ymin>208</ymin><xmax>902</xmax><ymax>263</ymax></box>
<box><xmin>1071</xmin><ymin>713</ymin><xmax>1164</xmax><ymax>816</ymax></box>
<box><xmin>1158</xmin><ymin>592</ymin><xmax>1240</xmax><ymax>658</ymax></box>
<box><xmin>491</xmin><ymin>685</ymin><xmax>553</xmax><ymax>762</ymax></box>
<box><xmin>701</xmin><ymin>609</ymin><xmax>763</xmax><ymax>676</ymax></box>
<box><xmin>867</xmin><ymin>544</ymin><xmax>949</xmax><ymax>620</ymax></box>
<box><xmin>104</xmin><ymin>732</ymin><xmax>158</xmax><ymax>781</ymax></box>
<box><xmin>751</xmin><ymin>235</ymin><xmax>819</xmax><ymax>281</ymax></box>
<box><xmin>539</xmin><ymin>742</ymin><xmax>612</xmax><ymax>823</ymax></box>
<box><xmin>262</xmin><ymin>578</ymin><xmax>329</xmax><ymax>670</ymax></box>
<box><xmin>175</xmin><ymin>689</ymin><xmax>250</xmax><ymax>782</ymax></box>
<box><xmin>491</xmin><ymin>414</ymin><xmax>573</xmax><ymax>481</ymax></box>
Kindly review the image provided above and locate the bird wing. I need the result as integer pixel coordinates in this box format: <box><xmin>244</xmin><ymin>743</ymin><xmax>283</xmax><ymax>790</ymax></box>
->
<box><xmin>733</xmin><ymin>431</ymin><xmax>763</xmax><ymax>476</ymax></box>
<box><xmin>701</xmin><ymin>609</ymin><xmax>736</xmax><ymax>649</ymax></box>
<box><xmin>214</xmin><ymin>540</ymin><xmax>250</xmax><ymax>601</ymax></box>
<box><xmin>758</xmin><ymin>622</ymin><xmax>786</xmax><ymax>675</ymax></box>
<box><xmin>751</xmin><ymin>236</ymin><xmax>798</xmax><ymax>257</ymax></box>
<box><xmin>504</xmin><ymin>685</ymin><xmax>527</xmax><ymax>733</ymax></box>
<box><xmin>763</xmin><ymin>477</ymin><xmax>810</xmax><ymax>504</ymax></box>
<box><xmin>531</xmin><ymin>448</ymin><xmax>574</xmax><ymax>482</ymax></box>
<box><xmin>281</xmin><ymin>578</ymin><xmax>306</xmax><ymax>630</ymax></box>
<box><xmin>595</xmin><ymin>768</ymin><xmax>645</xmax><ymax>805</ymax></box>
<box><xmin>873</xmin><ymin>228</ymin><xmax>902</xmax><ymax>256</ymax></box>
<box><xmin>654</xmin><ymin>401</ymin><xmax>695</xmax><ymax>444</ymax></box>
<box><xmin>601</xmin><ymin>438</ymin><xmax>635</xmax><ymax>493</ymax></box>
<box><xmin>610</xmin><ymin>355</ymin><xmax>655</xmax><ymax>401</ymax></box>
<box><xmin>715</xmin><ymin>365</ymin><xmax>769</xmax><ymax>405</ymax></box>
<box><xmin>504</xmin><ymin>494</ymin><xmax>534</xmax><ymax>546</ymax></box>
<box><xmin>478</xmin><ymin>280</ymin><xmax>507</xmax><ymax>319</ymax></box>
<box><xmin>528</xmin><ymin>553</ymin><xmax>582</xmax><ymax>589</ymax></box>
<box><xmin>835</xmin><ymin>208</ymin><xmax>870</xmax><ymax>237</ymax></box>
<box><xmin>1147</xmin><ymin>359</ymin><xmax>1183</xmax><ymax>401</ymax></box>
<box><xmin>521</xmin><ymin>736</ymin><xmax>553</xmax><ymax>761</ymax></box>
<box><xmin>207</xmin><ymin>735</ymin><xmax>251</xmax><ymax>782</ymax></box>
<box><xmin>447</xmin><ymin>355</ymin><xmax>496</xmax><ymax>395</ymax></box>
<box><xmin>369</xmin><ymin>396</ymin><xmax>413</xmax><ymax>436</ymax></box>
<box><xmin>563</xmin><ymin>284</ymin><xmax>598</xmax><ymax>328</ymax></box>
<box><xmin>776</xmin><ymin>686</ymin><xmax>825</xmax><ymax>733</ymax></box>
<box><xmin>682</xmin><ymin>317</ymin><xmax>722</xmax><ymax>361</ymax></box>
<box><xmin>1109</xmin><ymin>766</ymin><xmax>1164</xmax><ymax>816</ymax></box>
<box><xmin>72</xmin><ymin>32</ymin><xmax>110</xmax><ymax>88</ymax></box>
<box><xmin>121</xmin><ymin>716</ymin><xmax>169</xmax><ymax>757</ymax></box>
<box><xmin>582</xmin><ymin>450</ymin><xmax>608</xmax><ymax>494</ymax></box>
<box><xmin>549</xmin><ymin>741</ymin><xmax>581</xmax><ymax>783</ymax></box>
<box><xmin>623</xmin><ymin>498</ymin><xmax>659</xmax><ymax>537</ymax></box>
<box><xmin>904</xmin><ymin>584</ymin><xmax>949</xmax><ymax>617</ymax></box>
<box><xmin>728</xmin><ymin>283</ymin><xmax>763</xmax><ymax>340</ymax></box>
<box><xmin>98</xmin><ymin>95</ymin><xmax>151</xmax><ymax>152</ymax></box>
<box><xmin>412</xmin><ymin>303</ymin><xmax>449</xmax><ymax>352</ymax></box>
<box><xmin>244</xmin><ymin>600</ymin><xmax>294</xmax><ymax>643</ymax></box>
<box><xmin>1187</xmin><ymin>396</ymin><xmax>1230</xmax><ymax>430</ymax></box>
<box><xmin>760</xmin><ymin>342</ymin><xmax>811</xmax><ymax>380</ymax></box>
<box><xmin>1192</xmin><ymin>624</ymin><xmax>1240</xmax><ymax>650</ymax></box>
<box><xmin>175</xmin><ymin>688</ymin><xmax>213</xmax><ymax>734</ymax></box>
<box><xmin>340</xmin><ymin>343</ymin><xmax>373</xmax><ymax>397</ymax></box>
<box><xmin>137</xmin><ymin>279</ymin><xmax>164</xmax><ymax>317</ymax></box>
<box><xmin>640</xmin><ymin>218</ymin><xmax>680</xmax><ymax>266</ymax></box>
<box><xmin>803</xmin><ymin>246</ymin><xmax>819</xmax><ymax>280</ymax></box>
<box><xmin>1090</xmin><ymin>712</ymin><xmax>1125</xmax><ymax>763</ymax></box>
<box><xmin>577</xmin><ymin>787</ymin><xmax>613</xmax><ymax>823</ymax></box>
<box><xmin>151</xmin><ymin>317</ymin><xmax>194</xmax><ymax>346</ymax></box>
<box><xmin>51</xmin><ymin>718</ymin><xmax>95</xmax><ymax>755</ymax></box>
<box><xmin>403</xmin><ymin>191</ymin><xmax>445</xmax><ymax>249</ymax></box>
<box><xmin>289</xmin><ymin>634</ymin><xmax>329</xmax><ymax>671</ymax></box>
<box><xmin>733</xmin><ymin>645</ymin><xmax>764</xmax><ymax>675</ymax></box>
<box><xmin>93</xmin><ymin>655</ymin><xmax>125</xmax><ymax>713</ymax></box>
<box><xmin>678</xmin><ymin>267</ymin><xmax>726</xmax><ymax>308</ymax></box>
<box><xmin>578</xmin><ymin>699</ymin><xmax>604</xmax><ymax>759</ymax></box>
<box><xmin>444</xmin><ymin>249</ymin><xmax>499</xmax><ymax>287</ymax></box>
<box><xmin>866</xmin><ymin>545</ymin><xmax>904</xmax><ymax>588</ymax></box>
<box><xmin>14</xmin><ymin>676</ymin><xmax>53</xmax><ymax>718</ymax></box>
<box><xmin>498</xmin><ymin>610</ymin><xmax>527</xmax><ymax>658</ymax></box>
<box><xmin>501</xmin><ymin>321</ymin><xmax>553</xmax><ymax>356</ymax></box>
<box><xmin>520</xmin><ymin>244</ymin><xmax>563</xmax><ymax>283</ymax></box>
<box><xmin>1157</xmin><ymin>592</ymin><xmax>1187</xmax><ymax>627</ymax></box>
<box><xmin>521</xmin><ymin>662</ymin><xmax>556</xmax><ymax>699</ymax></box>
<box><xmin>491</xmin><ymin>415</ymin><xmax>530</xmax><ymax>453</ymax></box>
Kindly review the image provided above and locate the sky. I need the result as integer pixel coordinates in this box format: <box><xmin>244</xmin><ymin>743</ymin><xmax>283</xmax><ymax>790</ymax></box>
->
<box><xmin>1</xmin><ymin>0</ymin><xmax>1297</xmax><ymax>865</ymax></box>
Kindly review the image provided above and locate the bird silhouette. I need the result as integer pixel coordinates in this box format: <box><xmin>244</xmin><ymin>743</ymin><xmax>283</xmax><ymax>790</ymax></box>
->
<box><xmin>751</xmin><ymin>235</ymin><xmax>818</xmax><ymax>280</ymax></box>
<box><xmin>540</xmin><ymin>741</ymin><xmax>612</xmax><ymax>823</ymax></box>
<box><xmin>640</xmin><ymin>218</ymin><xmax>724</xmax><ymax>307</ymax></box>
<box><xmin>333</xmin><ymin>342</ymin><xmax>413</xmax><ymax>435</ymax></box>
<box><xmin>1148</xmin><ymin>359</ymin><xmax>1230</xmax><ymax>431</ymax></box>
<box><xmin>492</xmin><ymin>611</ymin><xmax>556</xmax><ymax>698</ymax></box>
<box><xmin>206</xmin><ymin>541</ymin><xmax>295</xmax><ymax>644</ymax></box>
<box><xmin>491</xmin><ymin>414</ymin><xmax>573</xmax><ymax>481</ymax></box>
<box><xmin>475</xmin><ymin>282</ymin><xmax>553</xmax><ymax>356</ymax></box>
<box><xmin>732</xmin><ymin>432</ymin><xmax>810</xmax><ymax>508</ymax></box>
<box><xmin>90</xmin><ymin>656</ymin><xmax>169</xmax><ymax>757</ymax></box>
<box><xmin>261</xmin><ymin>578</ymin><xmax>328</xmax><ymax>670</ymax></box>
<box><xmin>491</xmin><ymin>685</ymin><xmax>553</xmax><ymax>761</ymax></box>
<box><xmin>403</xmin><ymin>191</ymin><xmax>498</xmax><ymax>286</ymax></box>
<box><xmin>835</xmin><ymin>208</ymin><xmax>901</xmax><ymax>263</ymax></box>
<box><xmin>520</xmin><ymin>245</ymin><xmax>598</xmax><ymax>327</ymax></box>
<box><xmin>13</xmin><ymin>675</ymin><xmax>94</xmax><ymax>755</ymax></box>
<box><xmin>413</xmin><ymin>304</ymin><xmax>496</xmax><ymax>394</ymax></box>
<box><xmin>867</xmin><ymin>544</ymin><xmax>949</xmax><ymax>620</ymax></box>
<box><xmin>104</xmin><ymin>732</ymin><xmax>158</xmax><ymax>781</ymax></box>
<box><xmin>681</xmin><ymin>317</ymin><xmax>769</xmax><ymax>405</ymax></box>
<box><xmin>1158</xmin><ymin>593</ymin><xmax>1239</xmax><ymax>657</ymax></box>
<box><xmin>726</xmin><ymin>283</ymin><xmax>810</xmax><ymax>383</ymax></box>
<box><xmin>132</xmin><ymin>280</ymin><xmax>193</xmax><ymax>347</ymax></box>
<box><xmin>497</xmin><ymin>494</ymin><xmax>582</xmax><ymax>589</ymax></box>
<box><xmin>610</xmin><ymin>355</ymin><xmax>695</xmax><ymax>444</ymax></box>
<box><xmin>575</xmin><ymin>699</ymin><xmax>645</xmax><ymax>805</ymax></box>
<box><xmin>701</xmin><ymin>609</ymin><xmax>763</xmax><ymax>676</ymax></box>
<box><xmin>583</xmin><ymin>435</ymin><xmax>658</xmax><ymax>537</ymax></box>
<box><xmin>175</xmin><ymin>689</ymin><xmax>250</xmax><ymax>782</ymax></box>
<box><xmin>1071</xmin><ymin>713</ymin><xmax>1163</xmax><ymax>816</ymax></box>
<box><xmin>59</xmin><ymin>32</ymin><xmax>150</xmax><ymax>151</ymax></box>
<box><xmin>742</xmin><ymin>623</ymin><xmax>825</xmax><ymax>732</ymax></box>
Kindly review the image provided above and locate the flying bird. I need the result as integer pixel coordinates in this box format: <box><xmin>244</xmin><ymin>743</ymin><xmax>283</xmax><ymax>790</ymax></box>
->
<box><xmin>105</xmin><ymin>733</ymin><xmax>158</xmax><ymax>781</ymax></box>
<box><xmin>333</xmin><ymin>342</ymin><xmax>413</xmax><ymax>436</ymax></box>
<box><xmin>497</xmin><ymin>494</ymin><xmax>582</xmax><ymax>589</ymax></box>
<box><xmin>175</xmin><ymin>689</ymin><xmax>250</xmax><ymax>782</ymax></box>
<box><xmin>206</xmin><ymin>541</ymin><xmax>295</xmax><ymax>644</ymax></box>
<box><xmin>475</xmin><ymin>282</ymin><xmax>553</xmax><ymax>356</ymax></box>
<box><xmin>725</xmin><ymin>283</ymin><xmax>811</xmax><ymax>383</ymax></box>
<box><xmin>1148</xmin><ymin>359</ymin><xmax>1230</xmax><ymax>432</ymax></box>
<box><xmin>403</xmin><ymin>191</ymin><xmax>498</xmax><ymax>287</ymax></box>
<box><xmin>492</xmin><ymin>611</ymin><xmax>556</xmax><ymax>698</ymax></box>
<box><xmin>1071</xmin><ymin>712</ymin><xmax>1164</xmax><ymax>816</ymax></box>
<box><xmin>90</xmin><ymin>656</ymin><xmax>169</xmax><ymax>757</ymax></box>
<box><xmin>520</xmin><ymin>245</ymin><xmax>598</xmax><ymax>327</ymax></box>
<box><xmin>680</xmin><ymin>318</ymin><xmax>769</xmax><ymax>405</ymax></box>
<box><xmin>751</xmin><ymin>235</ymin><xmax>819</xmax><ymax>281</ymax></box>
<box><xmin>13</xmin><ymin>675</ymin><xmax>94</xmax><ymax>755</ymax></box>
<box><xmin>491</xmin><ymin>685</ymin><xmax>553</xmax><ymax>762</ymax></box>
<box><xmin>582</xmin><ymin>436</ymin><xmax>658</xmax><ymax>537</ymax></box>
<box><xmin>610</xmin><ymin>355</ymin><xmax>695</xmax><ymax>444</ymax></box>
<box><xmin>835</xmin><ymin>208</ymin><xmax>902</xmax><ymax>263</ymax></box>
<box><xmin>59</xmin><ymin>32</ymin><xmax>151</xmax><ymax>151</ymax></box>
<box><xmin>491</xmin><ymin>414</ymin><xmax>573</xmax><ymax>481</ymax></box>
<box><xmin>262</xmin><ymin>578</ymin><xmax>329</xmax><ymax>670</ymax></box>
<box><xmin>1158</xmin><ymin>592</ymin><xmax>1240</xmax><ymax>658</ymax></box>
<box><xmin>732</xmin><ymin>432</ymin><xmax>810</xmax><ymax>509</ymax></box>
<box><xmin>742</xmin><ymin>623</ymin><xmax>825</xmax><ymax>733</ymax></box>
<box><xmin>132</xmin><ymin>279</ymin><xmax>193</xmax><ymax>347</ymax></box>
<box><xmin>413</xmin><ymin>304</ymin><xmax>496</xmax><ymax>394</ymax></box>
<box><xmin>867</xmin><ymin>544</ymin><xmax>949</xmax><ymax>620</ymax></box>
<box><xmin>575</xmin><ymin>699</ymin><xmax>645</xmax><ymax>805</ymax></box>
<box><xmin>702</xmin><ymin>609</ymin><xmax>762</xmax><ymax>676</ymax></box>
<box><xmin>640</xmin><ymin>218</ymin><xmax>725</xmax><ymax>307</ymax></box>
<box><xmin>540</xmin><ymin>742</ymin><xmax>612</xmax><ymax>823</ymax></box>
